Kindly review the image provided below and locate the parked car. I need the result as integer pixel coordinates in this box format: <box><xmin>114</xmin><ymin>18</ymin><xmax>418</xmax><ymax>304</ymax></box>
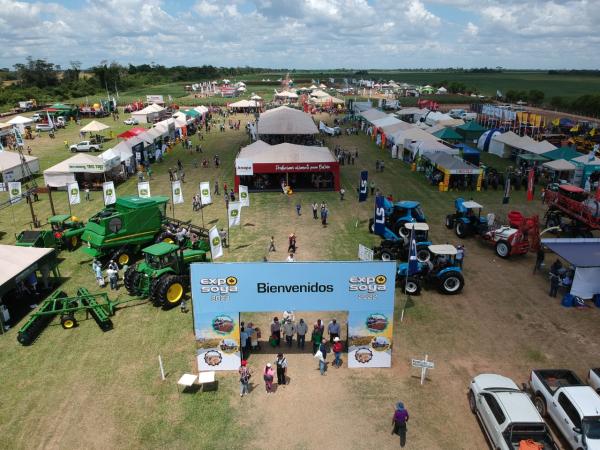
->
<box><xmin>124</xmin><ymin>117</ymin><xmax>139</xmax><ymax>125</ymax></box>
<box><xmin>529</xmin><ymin>369</ymin><xmax>600</xmax><ymax>450</ymax></box>
<box><xmin>69</xmin><ymin>141</ymin><xmax>102</xmax><ymax>152</ymax></box>
<box><xmin>35</xmin><ymin>123</ymin><xmax>54</xmax><ymax>132</ymax></box>
<box><xmin>588</xmin><ymin>369</ymin><xmax>600</xmax><ymax>394</ymax></box>
<box><xmin>469</xmin><ymin>373</ymin><xmax>558</xmax><ymax>450</ymax></box>
<box><xmin>31</xmin><ymin>113</ymin><xmax>42</xmax><ymax>122</ymax></box>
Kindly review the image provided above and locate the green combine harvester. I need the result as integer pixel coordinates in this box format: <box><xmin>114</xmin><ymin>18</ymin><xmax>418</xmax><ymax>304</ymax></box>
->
<box><xmin>124</xmin><ymin>242</ymin><xmax>210</xmax><ymax>308</ymax></box>
<box><xmin>80</xmin><ymin>195</ymin><xmax>209</xmax><ymax>267</ymax></box>
<box><xmin>16</xmin><ymin>215</ymin><xmax>85</xmax><ymax>251</ymax></box>
<box><xmin>16</xmin><ymin>287</ymin><xmax>122</xmax><ymax>345</ymax></box>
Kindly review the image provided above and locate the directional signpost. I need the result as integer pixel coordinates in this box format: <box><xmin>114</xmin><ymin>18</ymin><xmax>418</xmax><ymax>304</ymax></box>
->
<box><xmin>411</xmin><ymin>354</ymin><xmax>434</xmax><ymax>385</ymax></box>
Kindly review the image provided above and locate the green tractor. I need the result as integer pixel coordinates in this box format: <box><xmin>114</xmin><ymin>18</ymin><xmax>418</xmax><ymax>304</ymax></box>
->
<box><xmin>124</xmin><ymin>242</ymin><xmax>210</xmax><ymax>308</ymax></box>
<box><xmin>16</xmin><ymin>215</ymin><xmax>85</xmax><ymax>251</ymax></box>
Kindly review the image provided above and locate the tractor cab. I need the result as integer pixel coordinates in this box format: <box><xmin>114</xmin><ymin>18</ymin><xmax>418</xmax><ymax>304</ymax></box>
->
<box><xmin>427</xmin><ymin>244</ymin><xmax>459</xmax><ymax>273</ymax></box>
<box><xmin>49</xmin><ymin>214</ymin><xmax>83</xmax><ymax>232</ymax></box>
<box><xmin>142</xmin><ymin>243</ymin><xmax>183</xmax><ymax>273</ymax></box>
<box><xmin>404</xmin><ymin>222</ymin><xmax>430</xmax><ymax>243</ymax></box>
<box><xmin>447</xmin><ymin>198</ymin><xmax>488</xmax><ymax>238</ymax></box>
<box><xmin>374</xmin><ymin>222</ymin><xmax>432</xmax><ymax>262</ymax></box>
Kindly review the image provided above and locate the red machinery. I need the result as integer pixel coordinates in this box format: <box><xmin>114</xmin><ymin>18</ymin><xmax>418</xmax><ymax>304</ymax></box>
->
<box><xmin>544</xmin><ymin>184</ymin><xmax>600</xmax><ymax>234</ymax></box>
<box><xmin>480</xmin><ymin>212</ymin><xmax>540</xmax><ymax>258</ymax></box>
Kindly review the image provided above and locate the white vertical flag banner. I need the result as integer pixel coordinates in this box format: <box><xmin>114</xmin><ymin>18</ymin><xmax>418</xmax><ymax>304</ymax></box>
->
<box><xmin>228</xmin><ymin>201</ymin><xmax>241</xmax><ymax>227</ymax></box>
<box><xmin>67</xmin><ymin>182</ymin><xmax>80</xmax><ymax>205</ymax></box>
<box><xmin>102</xmin><ymin>181</ymin><xmax>116</xmax><ymax>205</ymax></box>
<box><xmin>239</xmin><ymin>185</ymin><xmax>249</xmax><ymax>207</ymax></box>
<box><xmin>199</xmin><ymin>181</ymin><xmax>212</xmax><ymax>205</ymax></box>
<box><xmin>172</xmin><ymin>180</ymin><xmax>184</xmax><ymax>204</ymax></box>
<box><xmin>138</xmin><ymin>181</ymin><xmax>150</xmax><ymax>198</ymax></box>
<box><xmin>209</xmin><ymin>226</ymin><xmax>223</xmax><ymax>259</ymax></box>
<box><xmin>8</xmin><ymin>181</ymin><xmax>22</xmax><ymax>203</ymax></box>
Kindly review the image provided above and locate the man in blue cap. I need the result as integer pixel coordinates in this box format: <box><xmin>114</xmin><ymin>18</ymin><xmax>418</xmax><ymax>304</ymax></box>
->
<box><xmin>392</xmin><ymin>402</ymin><xmax>409</xmax><ymax>447</ymax></box>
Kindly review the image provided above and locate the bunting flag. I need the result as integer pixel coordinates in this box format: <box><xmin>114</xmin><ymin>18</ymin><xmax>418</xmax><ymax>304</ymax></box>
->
<box><xmin>373</xmin><ymin>195</ymin><xmax>386</xmax><ymax>236</ymax></box>
<box><xmin>67</xmin><ymin>182</ymin><xmax>80</xmax><ymax>205</ymax></box>
<box><xmin>199</xmin><ymin>182</ymin><xmax>211</xmax><ymax>205</ymax></box>
<box><xmin>359</xmin><ymin>171</ymin><xmax>368</xmax><ymax>202</ymax></box>
<box><xmin>137</xmin><ymin>181</ymin><xmax>150</xmax><ymax>198</ymax></box>
<box><xmin>102</xmin><ymin>181</ymin><xmax>116</xmax><ymax>205</ymax></box>
<box><xmin>208</xmin><ymin>226</ymin><xmax>223</xmax><ymax>259</ymax></box>
<box><xmin>228</xmin><ymin>201</ymin><xmax>241</xmax><ymax>227</ymax></box>
<box><xmin>502</xmin><ymin>177</ymin><xmax>511</xmax><ymax>205</ymax></box>
<box><xmin>8</xmin><ymin>181</ymin><xmax>22</xmax><ymax>204</ymax></box>
<box><xmin>239</xmin><ymin>185</ymin><xmax>249</xmax><ymax>207</ymax></box>
<box><xmin>527</xmin><ymin>170</ymin><xmax>535</xmax><ymax>201</ymax></box>
<box><xmin>407</xmin><ymin>227</ymin><xmax>418</xmax><ymax>276</ymax></box>
<box><xmin>172</xmin><ymin>181</ymin><xmax>184</xmax><ymax>204</ymax></box>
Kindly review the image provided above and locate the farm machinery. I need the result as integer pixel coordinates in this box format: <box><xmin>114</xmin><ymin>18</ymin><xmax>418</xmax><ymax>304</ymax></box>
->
<box><xmin>544</xmin><ymin>184</ymin><xmax>600</xmax><ymax>238</ymax></box>
<box><xmin>396</xmin><ymin>245</ymin><xmax>465</xmax><ymax>295</ymax></box>
<box><xmin>124</xmin><ymin>242</ymin><xmax>209</xmax><ymax>308</ymax></box>
<box><xmin>16</xmin><ymin>215</ymin><xmax>85</xmax><ymax>251</ymax></box>
<box><xmin>16</xmin><ymin>287</ymin><xmax>129</xmax><ymax>345</ymax></box>
<box><xmin>80</xmin><ymin>195</ymin><xmax>209</xmax><ymax>267</ymax></box>
<box><xmin>369</xmin><ymin>198</ymin><xmax>427</xmax><ymax>240</ymax></box>
<box><xmin>446</xmin><ymin>198</ymin><xmax>541</xmax><ymax>258</ymax></box>
<box><xmin>373</xmin><ymin>222</ymin><xmax>433</xmax><ymax>262</ymax></box>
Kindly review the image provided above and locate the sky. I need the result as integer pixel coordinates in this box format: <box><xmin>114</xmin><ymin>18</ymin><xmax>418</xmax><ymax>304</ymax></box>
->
<box><xmin>0</xmin><ymin>0</ymin><xmax>598</xmax><ymax>70</ymax></box>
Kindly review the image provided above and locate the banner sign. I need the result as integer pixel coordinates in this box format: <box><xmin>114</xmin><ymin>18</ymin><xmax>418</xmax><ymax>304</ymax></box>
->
<box><xmin>102</xmin><ymin>181</ymin><xmax>116</xmax><ymax>205</ymax></box>
<box><xmin>208</xmin><ymin>226</ymin><xmax>223</xmax><ymax>260</ymax></box>
<box><xmin>228</xmin><ymin>201</ymin><xmax>241</xmax><ymax>227</ymax></box>
<box><xmin>359</xmin><ymin>170</ymin><xmax>368</xmax><ymax>202</ymax></box>
<box><xmin>67</xmin><ymin>182</ymin><xmax>80</xmax><ymax>205</ymax></box>
<box><xmin>138</xmin><ymin>181</ymin><xmax>150</xmax><ymax>198</ymax></box>
<box><xmin>238</xmin><ymin>185</ymin><xmax>249</xmax><ymax>207</ymax></box>
<box><xmin>8</xmin><ymin>181</ymin><xmax>22</xmax><ymax>203</ymax></box>
<box><xmin>172</xmin><ymin>180</ymin><xmax>184</xmax><ymax>204</ymax></box>
<box><xmin>358</xmin><ymin>244</ymin><xmax>374</xmax><ymax>261</ymax></box>
<box><xmin>68</xmin><ymin>163</ymin><xmax>105</xmax><ymax>173</ymax></box>
<box><xmin>199</xmin><ymin>182</ymin><xmax>212</xmax><ymax>205</ymax></box>
<box><xmin>146</xmin><ymin>95</ymin><xmax>164</xmax><ymax>104</ymax></box>
<box><xmin>374</xmin><ymin>195</ymin><xmax>386</xmax><ymax>235</ymax></box>
<box><xmin>191</xmin><ymin>261</ymin><xmax>396</xmax><ymax>371</ymax></box>
<box><xmin>526</xmin><ymin>169</ymin><xmax>535</xmax><ymax>202</ymax></box>
<box><xmin>235</xmin><ymin>159</ymin><xmax>253</xmax><ymax>176</ymax></box>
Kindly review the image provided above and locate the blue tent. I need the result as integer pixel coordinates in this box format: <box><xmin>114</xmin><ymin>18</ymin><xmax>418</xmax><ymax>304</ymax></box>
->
<box><xmin>455</xmin><ymin>143</ymin><xmax>480</xmax><ymax>166</ymax></box>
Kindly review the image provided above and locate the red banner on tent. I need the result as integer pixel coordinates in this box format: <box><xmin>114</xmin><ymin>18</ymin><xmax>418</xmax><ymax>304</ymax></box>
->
<box><xmin>526</xmin><ymin>169</ymin><xmax>535</xmax><ymax>201</ymax></box>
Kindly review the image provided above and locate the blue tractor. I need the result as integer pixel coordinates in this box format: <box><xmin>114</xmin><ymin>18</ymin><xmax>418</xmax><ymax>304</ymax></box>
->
<box><xmin>373</xmin><ymin>222</ymin><xmax>432</xmax><ymax>262</ymax></box>
<box><xmin>445</xmin><ymin>198</ymin><xmax>489</xmax><ymax>238</ymax></box>
<box><xmin>369</xmin><ymin>198</ymin><xmax>427</xmax><ymax>240</ymax></box>
<box><xmin>396</xmin><ymin>245</ymin><xmax>465</xmax><ymax>295</ymax></box>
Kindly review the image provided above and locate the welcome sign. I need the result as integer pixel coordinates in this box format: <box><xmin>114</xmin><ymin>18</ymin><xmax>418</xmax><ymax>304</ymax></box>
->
<box><xmin>191</xmin><ymin>261</ymin><xmax>396</xmax><ymax>371</ymax></box>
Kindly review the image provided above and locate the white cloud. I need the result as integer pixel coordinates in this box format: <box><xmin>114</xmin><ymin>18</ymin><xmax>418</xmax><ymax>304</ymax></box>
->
<box><xmin>466</xmin><ymin>21</ymin><xmax>478</xmax><ymax>36</ymax></box>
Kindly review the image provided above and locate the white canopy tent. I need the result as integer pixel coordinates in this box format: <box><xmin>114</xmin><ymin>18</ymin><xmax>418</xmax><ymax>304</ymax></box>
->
<box><xmin>104</xmin><ymin>141</ymin><xmax>133</xmax><ymax>163</ymax></box>
<box><xmin>0</xmin><ymin>151</ymin><xmax>39</xmax><ymax>182</ymax></box>
<box><xmin>80</xmin><ymin>120</ymin><xmax>110</xmax><ymax>133</ymax></box>
<box><xmin>7</xmin><ymin>115</ymin><xmax>34</xmax><ymax>134</ymax></box>
<box><xmin>43</xmin><ymin>153</ymin><xmax>108</xmax><ymax>187</ymax></box>
<box><xmin>406</xmin><ymin>140</ymin><xmax>458</xmax><ymax>158</ymax></box>
<box><xmin>360</xmin><ymin>108</ymin><xmax>389</xmax><ymax>124</ymax></box>
<box><xmin>257</xmin><ymin>106</ymin><xmax>318</xmax><ymax>136</ymax></box>
<box><xmin>229</xmin><ymin>99</ymin><xmax>259</xmax><ymax>109</ymax></box>
<box><xmin>489</xmin><ymin>131</ymin><xmax>523</xmax><ymax>158</ymax></box>
<box><xmin>542</xmin><ymin>159</ymin><xmax>577</xmax><ymax>172</ymax></box>
<box><xmin>131</xmin><ymin>103</ymin><xmax>166</xmax><ymax>124</ymax></box>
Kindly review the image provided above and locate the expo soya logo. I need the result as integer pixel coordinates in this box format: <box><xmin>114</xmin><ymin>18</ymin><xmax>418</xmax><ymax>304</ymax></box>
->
<box><xmin>349</xmin><ymin>275</ymin><xmax>387</xmax><ymax>292</ymax></box>
<box><xmin>201</xmin><ymin>189</ymin><xmax>209</xmax><ymax>196</ymax></box>
<box><xmin>201</xmin><ymin>276</ymin><xmax>238</xmax><ymax>294</ymax></box>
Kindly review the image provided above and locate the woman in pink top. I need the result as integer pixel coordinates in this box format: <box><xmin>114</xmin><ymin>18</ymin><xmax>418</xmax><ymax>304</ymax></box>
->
<box><xmin>263</xmin><ymin>363</ymin><xmax>275</xmax><ymax>394</ymax></box>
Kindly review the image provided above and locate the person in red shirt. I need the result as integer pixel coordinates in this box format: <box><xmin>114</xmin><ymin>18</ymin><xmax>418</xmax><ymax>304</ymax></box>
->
<box><xmin>332</xmin><ymin>337</ymin><xmax>343</xmax><ymax>367</ymax></box>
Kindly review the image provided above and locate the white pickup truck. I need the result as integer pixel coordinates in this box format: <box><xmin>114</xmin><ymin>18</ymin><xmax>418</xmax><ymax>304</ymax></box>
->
<box><xmin>469</xmin><ymin>374</ymin><xmax>558</xmax><ymax>449</ymax></box>
<box><xmin>530</xmin><ymin>369</ymin><xmax>600</xmax><ymax>450</ymax></box>
<box><xmin>69</xmin><ymin>141</ymin><xmax>102</xmax><ymax>153</ymax></box>
<box><xmin>589</xmin><ymin>369</ymin><xmax>600</xmax><ymax>394</ymax></box>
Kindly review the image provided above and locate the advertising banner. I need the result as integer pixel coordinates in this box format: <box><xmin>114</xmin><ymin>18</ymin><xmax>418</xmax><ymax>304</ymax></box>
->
<box><xmin>228</xmin><ymin>201</ymin><xmax>241</xmax><ymax>227</ymax></box>
<box><xmin>209</xmin><ymin>226</ymin><xmax>223</xmax><ymax>260</ymax></box>
<box><xmin>191</xmin><ymin>261</ymin><xmax>396</xmax><ymax>371</ymax></box>
<box><xmin>359</xmin><ymin>170</ymin><xmax>368</xmax><ymax>202</ymax></box>
<box><xmin>67</xmin><ymin>182</ymin><xmax>80</xmax><ymax>205</ymax></box>
<box><xmin>102</xmin><ymin>181</ymin><xmax>116</xmax><ymax>205</ymax></box>
<box><xmin>526</xmin><ymin>169</ymin><xmax>535</xmax><ymax>201</ymax></box>
<box><xmin>199</xmin><ymin>182</ymin><xmax>212</xmax><ymax>205</ymax></box>
<box><xmin>137</xmin><ymin>181</ymin><xmax>150</xmax><ymax>198</ymax></box>
<box><xmin>8</xmin><ymin>181</ymin><xmax>22</xmax><ymax>203</ymax></box>
<box><xmin>374</xmin><ymin>195</ymin><xmax>386</xmax><ymax>235</ymax></box>
<box><xmin>235</xmin><ymin>158</ymin><xmax>253</xmax><ymax>176</ymax></box>
<box><xmin>238</xmin><ymin>185</ymin><xmax>249</xmax><ymax>207</ymax></box>
<box><xmin>172</xmin><ymin>180</ymin><xmax>184</xmax><ymax>204</ymax></box>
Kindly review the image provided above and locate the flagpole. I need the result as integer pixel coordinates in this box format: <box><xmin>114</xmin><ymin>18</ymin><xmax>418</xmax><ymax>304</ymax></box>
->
<box><xmin>199</xmin><ymin>193</ymin><xmax>205</xmax><ymax>229</ymax></box>
<box><xmin>170</xmin><ymin>181</ymin><xmax>176</xmax><ymax>219</ymax></box>
<box><xmin>66</xmin><ymin>189</ymin><xmax>72</xmax><ymax>216</ymax></box>
<box><xmin>401</xmin><ymin>226</ymin><xmax>415</xmax><ymax>322</ymax></box>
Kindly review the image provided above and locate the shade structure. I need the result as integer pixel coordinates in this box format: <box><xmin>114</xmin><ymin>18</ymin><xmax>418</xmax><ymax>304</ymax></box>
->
<box><xmin>257</xmin><ymin>106</ymin><xmax>318</xmax><ymax>136</ymax></box>
<box><xmin>360</xmin><ymin>108</ymin><xmax>388</xmax><ymax>123</ymax></box>
<box><xmin>43</xmin><ymin>153</ymin><xmax>108</xmax><ymax>187</ymax></box>
<box><xmin>80</xmin><ymin>120</ymin><xmax>110</xmax><ymax>133</ymax></box>
<box><xmin>432</xmin><ymin>127</ymin><xmax>464</xmax><ymax>141</ymax></box>
<box><xmin>0</xmin><ymin>151</ymin><xmax>40</xmax><ymax>182</ymax></box>
<box><xmin>0</xmin><ymin>245</ymin><xmax>56</xmax><ymax>297</ymax></box>
<box><xmin>542</xmin><ymin>159</ymin><xmax>576</xmax><ymax>171</ymax></box>
<box><xmin>7</xmin><ymin>115</ymin><xmax>34</xmax><ymax>133</ymax></box>
<box><xmin>422</xmin><ymin>152</ymin><xmax>481</xmax><ymax>174</ymax></box>
<box><xmin>542</xmin><ymin>147</ymin><xmax>583</xmax><ymax>161</ymax></box>
<box><xmin>456</xmin><ymin>120</ymin><xmax>487</xmax><ymax>143</ymax></box>
<box><xmin>118</xmin><ymin>127</ymin><xmax>147</xmax><ymax>139</ymax></box>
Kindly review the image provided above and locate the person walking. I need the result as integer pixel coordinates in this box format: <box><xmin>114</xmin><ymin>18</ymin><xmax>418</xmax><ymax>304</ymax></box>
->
<box><xmin>311</xmin><ymin>324</ymin><xmax>323</xmax><ymax>354</ymax></box>
<box><xmin>296</xmin><ymin>318</ymin><xmax>308</xmax><ymax>349</ymax></box>
<box><xmin>321</xmin><ymin>205</ymin><xmax>329</xmax><ymax>227</ymax></box>
<box><xmin>84</xmin><ymin>184</ymin><xmax>91</xmax><ymax>201</ymax></box>
<box><xmin>93</xmin><ymin>260</ymin><xmax>104</xmax><ymax>287</ymax></box>
<box><xmin>214</xmin><ymin>180</ymin><xmax>220</xmax><ymax>195</ymax></box>
<box><xmin>370</xmin><ymin>180</ymin><xmax>375</xmax><ymax>195</ymax></box>
<box><xmin>286</xmin><ymin>252</ymin><xmax>296</xmax><ymax>262</ymax></box>
<box><xmin>288</xmin><ymin>233</ymin><xmax>296</xmax><ymax>253</ymax></box>
<box><xmin>312</xmin><ymin>202</ymin><xmax>318</xmax><ymax>220</ymax></box>
<box><xmin>328</xmin><ymin>318</ymin><xmax>340</xmax><ymax>343</ymax></box>
<box><xmin>456</xmin><ymin>245</ymin><xmax>464</xmax><ymax>268</ymax></box>
<box><xmin>332</xmin><ymin>337</ymin><xmax>343</xmax><ymax>368</ymax></box>
<box><xmin>533</xmin><ymin>248</ymin><xmax>545</xmax><ymax>274</ymax></box>
<box><xmin>106</xmin><ymin>266</ymin><xmax>118</xmax><ymax>290</ymax></box>
<box><xmin>263</xmin><ymin>363</ymin><xmax>275</xmax><ymax>394</ymax></box>
<box><xmin>275</xmin><ymin>353</ymin><xmax>287</xmax><ymax>385</ymax></box>
<box><xmin>549</xmin><ymin>272</ymin><xmax>560</xmax><ymax>297</ymax></box>
<box><xmin>316</xmin><ymin>339</ymin><xmax>328</xmax><ymax>375</ymax></box>
<box><xmin>392</xmin><ymin>402</ymin><xmax>410</xmax><ymax>447</ymax></box>
<box><xmin>240</xmin><ymin>326</ymin><xmax>249</xmax><ymax>360</ymax></box>
<box><xmin>282</xmin><ymin>320</ymin><xmax>295</xmax><ymax>347</ymax></box>
<box><xmin>268</xmin><ymin>236</ymin><xmax>276</xmax><ymax>252</ymax></box>
<box><xmin>339</xmin><ymin>187</ymin><xmax>345</xmax><ymax>201</ymax></box>
<box><xmin>270</xmin><ymin>317</ymin><xmax>281</xmax><ymax>346</ymax></box>
<box><xmin>295</xmin><ymin>202</ymin><xmax>302</xmax><ymax>216</ymax></box>
<box><xmin>239</xmin><ymin>360</ymin><xmax>251</xmax><ymax>397</ymax></box>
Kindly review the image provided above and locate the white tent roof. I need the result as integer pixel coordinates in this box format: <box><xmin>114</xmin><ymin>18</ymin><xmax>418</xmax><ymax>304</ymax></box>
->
<box><xmin>572</xmin><ymin>154</ymin><xmax>600</xmax><ymax>166</ymax></box>
<box><xmin>543</xmin><ymin>159</ymin><xmax>577</xmax><ymax>171</ymax></box>
<box><xmin>275</xmin><ymin>90</ymin><xmax>298</xmax><ymax>99</ymax></box>
<box><xmin>250</xmin><ymin>95</ymin><xmax>262</xmax><ymax>100</ymax></box>
<box><xmin>107</xmin><ymin>141</ymin><xmax>133</xmax><ymax>162</ymax></box>
<box><xmin>99</xmin><ymin>148</ymin><xmax>121</xmax><ymax>168</ymax></box>
<box><xmin>136</xmin><ymin>103</ymin><xmax>165</xmax><ymax>115</ymax></box>
<box><xmin>371</xmin><ymin>116</ymin><xmax>401</xmax><ymax>128</ymax></box>
<box><xmin>257</xmin><ymin>106</ymin><xmax>318</xmax><ymax>135</ymax></box>
<box><xmin>0</xmin><ymin>151</ymin><xmax>38</xmax><ymax>172</ymax></box>
<box><xmin>407</xmin><ymin>140</ymin><xmax>457</xmax><ymax>157</ymax></box>
<box><xmin>0</xmin><ymin>245</ymin><xmax>54</xmax><ymax>288</ymax></box>
<box><xmin>194</xmin><ymin>106</ymin><xmax>209</xmax><ymax>115</ymax></box>
<box><xmin>237</xmin><ymin>140</ymin><xmax>336</xmax><ymax>164</ymax></box>
<box><xmin>172</xmin><ymin>111</ymin><xmax>186</xmax><ymax>120</ymax></box>
<box><xmin>80</xmin><ymin>120</ymin><xmax>110</xmax><ymax>133</ymax></box>
<box><xmin>229</xmin><ymin>100</ymin><xmax>259</xmax><ymax>108</ymax></box>
<box><xmin>491</xmin><ymin>131</ymin><xmax>523</xmax><ymax>147</ymax></box>
<box><xmin>360</xmin><ymin>109</ymin><xmax>388</xmax><ymax>123</ymax></box>
<box><xmin>146</xmin><ymin>127</ymin><xmax>164</xmax><ymax>140</ymax></box>
<box><xmin>380</xmin><ymin>121</ymin><xmax>412</xmax><ymax>135</ymax></box>
<box><xmin>389</xmin><ymin>127</ymin><xmax>440</xmax><ymax>145</ymax></box>
<box><xmin>310</xmin><ymin>89</ymin><xmax>330</xmax><ymax>98</ymax></box>
<box><xmin>395</xmin><ymin>107</ymin><xmax>428</xmax><ymax>116</ymax></box>
<box><xmin>136</xmin><ymin>131</ymin><xmax>155</xmax><ymax>145</ymax></box>
<box><xmin>319</xmin><ymin>83</ymin><xmax>327</xmax><ymax>88</ymax></box>
<box><xmin>174</xmin><ymin>116</ymin><xmax>187</xmax><ymax>127</ymax></box>
<box><xmin>43</xmin><ymin>153</ymin><xmax>107</xmax><ymax>187</ymax></box>
<box><xmin>309</xmin><ymin>85</ymin><xmax>318</xmax><ymax>90</ymax></box>
<box><xmin>7</xmin><ymin>115</ymin><xmax>33</xmax><ymax>125</ymax></box>
<box><xmin>154</xmin><ymin>118</ymin><xmax>175</xmax><ymax>133</ymax></box>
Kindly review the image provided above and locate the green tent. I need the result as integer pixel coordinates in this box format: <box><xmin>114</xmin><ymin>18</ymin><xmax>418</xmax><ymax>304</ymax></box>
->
<box><xmin>541</xmin><ymin>146</ymin><xmax>582</xmax><ymax>161</ymax></box>
<box><xmin>456</xmin><ymin>120</ymin><xmax>487</xmax><ymax>144</ymax></box>
<box><xmin>432</xmin><ymin>127</ymin><xmax>464</xmax><ymax>142</ymax></box>
<box><xmin>183</xmin><ymin>109</ymin><xmax>200</xmax><ymax>118</ymax></box>
<box><xmin>519</xmin><ymin>153</ymin><xmax>549</xmax><ymax>162</ymax></box>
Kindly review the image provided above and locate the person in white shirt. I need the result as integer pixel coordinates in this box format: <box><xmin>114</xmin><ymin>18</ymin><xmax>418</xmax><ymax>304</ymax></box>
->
<box><xmin>286</xmin><ymin>253</ymin><xmax>295</xmax><ymax>262</ymax></box>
